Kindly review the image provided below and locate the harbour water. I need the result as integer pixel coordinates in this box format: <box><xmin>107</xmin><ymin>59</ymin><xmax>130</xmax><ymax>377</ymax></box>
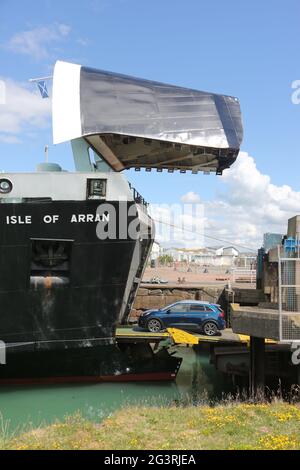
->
<box><xmin>0</xmin><ymin>346</ymin><xmax>233</xmax><ymax>435</ymax></box>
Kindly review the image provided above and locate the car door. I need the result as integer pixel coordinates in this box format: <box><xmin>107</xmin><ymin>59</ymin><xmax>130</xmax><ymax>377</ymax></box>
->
<box><xmin>184</xmin><ymin>304</ymin><xmax>207</xmax><ymax>331</ymax></box>
<box><xmin>163</xmin><ymin>303</ymin><xmax>189</xmax><ymax>328</ymax></box>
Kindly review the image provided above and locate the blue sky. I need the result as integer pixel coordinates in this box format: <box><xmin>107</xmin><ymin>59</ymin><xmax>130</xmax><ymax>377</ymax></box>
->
<box><xmin>0</xmin><ymin>0</ymin><xmax>299</xmax><ymax>248</ymax></box>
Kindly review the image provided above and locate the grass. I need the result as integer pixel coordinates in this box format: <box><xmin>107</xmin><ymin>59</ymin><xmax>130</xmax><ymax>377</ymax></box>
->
<box><xmin>1</xmin><ymin>401</ymin><xmax>300</xmax><ymax>450</ymax></box>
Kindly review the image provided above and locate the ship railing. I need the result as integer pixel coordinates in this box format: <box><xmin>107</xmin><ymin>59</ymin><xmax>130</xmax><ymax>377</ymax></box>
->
<box><xmin>129</xmin><ymin>183</ymin><xmax>149</xmax><ymax>208</ymax></box>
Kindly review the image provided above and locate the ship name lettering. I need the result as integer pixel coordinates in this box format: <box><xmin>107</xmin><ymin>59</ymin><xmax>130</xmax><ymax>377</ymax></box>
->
<box><xmin>6</xmin><ymin>215</ymin><xmax>32</xmax><ymax>224</ymax></box>
<box><xmin>43</xmin><ymin>215</ymin><xmax>59</xmax><ymax>224</ymax></box>
<box><xmin>70</xmin><ymin>213</ymin><xmax>109</xmax><ymax>223</ymax></box>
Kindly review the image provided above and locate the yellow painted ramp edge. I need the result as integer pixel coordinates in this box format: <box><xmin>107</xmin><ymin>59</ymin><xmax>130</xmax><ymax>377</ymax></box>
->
<box><xmin>167</xmin><ymin>328</ymin><xmax>199</xmax><ymax>345</ymax></box>
<box><xmin>238</xmin><ymin>334</ymin><xmax>277</xmax><ymax>345</ymax></box>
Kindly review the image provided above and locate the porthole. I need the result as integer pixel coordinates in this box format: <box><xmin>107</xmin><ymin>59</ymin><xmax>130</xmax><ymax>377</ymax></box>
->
<box><xmin>0</xmin><ymin>179</ymin><xmax>12</xmax><ymax>194</ymax></box>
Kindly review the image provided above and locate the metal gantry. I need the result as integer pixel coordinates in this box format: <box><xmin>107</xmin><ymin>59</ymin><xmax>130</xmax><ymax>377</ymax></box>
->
<box><xmin>278</xmin><ymin>241</ymin><xmax>300</xmax><ymax>343</ymax></box>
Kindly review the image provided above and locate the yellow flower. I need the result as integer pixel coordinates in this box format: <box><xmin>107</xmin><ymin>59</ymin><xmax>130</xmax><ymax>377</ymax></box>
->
<box><xmin>258</xmin><ymin>434</ymin><xmax>298</xmax><ymax>450</ymax></box>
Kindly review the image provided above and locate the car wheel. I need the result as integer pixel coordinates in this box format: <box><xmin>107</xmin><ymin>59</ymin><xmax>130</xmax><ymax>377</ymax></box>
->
<box><xmin>147</xmin><ymin>318</ymin><xmax>163</xmax><ymax>333</ymax></box>
<box><xmin>203</xmin><ymin>321</ymin><xmax>218</xmax><ymax>336</ymax></box>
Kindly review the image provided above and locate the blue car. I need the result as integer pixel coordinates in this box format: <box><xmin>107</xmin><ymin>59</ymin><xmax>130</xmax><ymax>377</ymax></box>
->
<box><xmin>138</xmin><ymin>300</ymin><xmax>226</xmax><ymax>336</ymax></box>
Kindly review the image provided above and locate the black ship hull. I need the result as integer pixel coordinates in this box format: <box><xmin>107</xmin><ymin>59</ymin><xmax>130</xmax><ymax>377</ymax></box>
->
<box><xmin>0</xmin><ymin>196</ymin><xmax>182</xmax><ymax>383</ymax></box>
<box><xmin>0</xmin><ymin>344</ymin><xmax>182</xmax><ymax>385</ymax></box>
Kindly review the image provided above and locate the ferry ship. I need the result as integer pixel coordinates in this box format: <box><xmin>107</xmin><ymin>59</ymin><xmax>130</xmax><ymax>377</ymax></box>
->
<box><xmin>0</xmin><ymin>61</ymin><xmax>243</xmax><ymax>383</ymax></box>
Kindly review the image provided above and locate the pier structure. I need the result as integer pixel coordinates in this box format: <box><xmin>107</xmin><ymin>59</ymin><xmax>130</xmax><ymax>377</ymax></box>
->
<box><xmin>230</xmin><ymin>216</ymin><xmax>300</xmax><ymax>397</ymax></box>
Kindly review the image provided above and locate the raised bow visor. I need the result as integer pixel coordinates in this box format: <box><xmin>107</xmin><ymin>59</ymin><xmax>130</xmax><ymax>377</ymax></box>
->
<box><xmin>52</xmin><ymin>60</ymin><xmax>243</xmax><ymax>174</ymax></box>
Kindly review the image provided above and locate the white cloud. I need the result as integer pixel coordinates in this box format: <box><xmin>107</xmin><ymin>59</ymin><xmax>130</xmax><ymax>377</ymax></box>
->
<box><xmin>0</xmin><ymin>134</ymin><xmax>22</xmax><ymax>144</ymax></box>
<box><xmin>57</xmin><ymin>24</ymin><xmax>71</xmax><ymax>37</ymax></box>
<box><xmin>76</xmin><ymin>37</ymin><xmax>90</xmax><ymax>47</ymax></box>
<box><xmin>178</xmin><ymin>152</ymin><xmax>300</xmax><ymax>250</ymax></box>
<box><xmin>4</xmin><ymin>23</ymin><xmax>71</xmax><ymax>60</ymax></box>
<box><xmin>181</xmin><ymin>191</ymin><xmax>201</xmax><ymax>203</ymax></box>
<box><xmin>0</xmin><ymin>78</ymin><xmax>51</xmax><ymax>141</ymax></box>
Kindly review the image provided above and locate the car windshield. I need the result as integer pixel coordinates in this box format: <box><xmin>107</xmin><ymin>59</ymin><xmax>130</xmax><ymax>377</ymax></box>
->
<box><xmin>161</xmin><ymin>303</ymin><xmax>177</xmax><ymax>311</ymax></box>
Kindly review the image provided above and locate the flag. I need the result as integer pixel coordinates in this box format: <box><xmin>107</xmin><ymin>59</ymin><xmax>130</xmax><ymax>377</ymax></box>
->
<box><xmin>37</xmin><ymin>80</ymin><xmax>49</xmax><ymax>99</ymax></box>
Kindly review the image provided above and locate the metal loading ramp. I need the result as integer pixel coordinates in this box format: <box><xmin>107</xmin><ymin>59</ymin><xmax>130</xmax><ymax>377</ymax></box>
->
<box><xmin>115</xmin><ymin>326</ymin><xmax>273</xmax><ymax>346</ymax></box>
<box><xmin>52</xmin><ymin>60</ymin><xmax>243</xmax><ymax>175</ymax></box>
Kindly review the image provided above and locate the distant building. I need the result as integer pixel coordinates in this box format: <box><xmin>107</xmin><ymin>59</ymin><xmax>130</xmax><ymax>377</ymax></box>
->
<box><xmin>235</xmin><ymin>253</ymin><xmax>257</xmax><ymax>269</ymax></box>
<box><xmin>161</xmin><ymin>246</ymin><xmax>240</xmax><ymax>267</ymax></box>
<box><xmin>215</xmin><ymin>246</ymin><xmax>239</xmax><ymax>257</ymax></box>
<box><xmin>263</xmin><ymin>233</ymin><xmax>283</xmax><ymax>252</ymax></box>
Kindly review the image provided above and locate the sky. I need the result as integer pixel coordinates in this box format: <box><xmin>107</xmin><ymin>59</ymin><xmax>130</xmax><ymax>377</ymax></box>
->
<box><xmin>0</xmin><ymin>0</ymin><xmax>299</xmax><ymax>250</ymax></box>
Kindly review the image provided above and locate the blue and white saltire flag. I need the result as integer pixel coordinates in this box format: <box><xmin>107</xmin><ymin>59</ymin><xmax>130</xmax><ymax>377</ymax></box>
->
<box><xmin>37</xmin><ymin>80</ymin><xmax>49</xmax><ymax>99</ymax></box>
